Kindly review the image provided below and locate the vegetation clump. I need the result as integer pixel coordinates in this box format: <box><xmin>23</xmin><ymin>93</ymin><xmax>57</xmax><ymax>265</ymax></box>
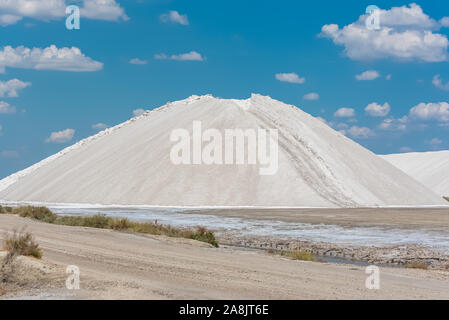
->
<box><xmin>443</xmin><ymin>196</ymin><xmax>449</xmax><ymax>203</ymax></box>
<box><xmin>12</xmin><ymin>206</ymin><xmax>57</xmax><ymax>223</ymax></box>
<box><xmin>7</xmin><ymin>206</ymin><xmax>219</xmax><ymax>247</ymax></box>
<box><xmin>3</xmin><ymin>229</ymin><xmax>42</xmax><ymax>259</ymax></box>
<box><xmin>0</xmin><ymin>206</ymin><xmax>13</xmax><ymax>214</ymax></box>
<box><xmin>404</xmin><ymin>261</ymin><xmax>428</xmax><ymax>270</ymax></box>
<box><xmin>281</xmin><ymin>249</ymin><xmax>316</xmax><ymax>261</ymax></box>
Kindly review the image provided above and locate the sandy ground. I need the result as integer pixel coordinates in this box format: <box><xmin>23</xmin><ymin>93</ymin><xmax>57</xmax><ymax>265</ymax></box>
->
<box><xmin>1</xmin><ymin>214</ymin><xmax>449</xmax><ymax>300</ymax></box>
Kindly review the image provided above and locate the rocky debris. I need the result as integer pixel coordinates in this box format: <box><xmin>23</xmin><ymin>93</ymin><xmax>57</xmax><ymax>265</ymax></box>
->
<box><xmin>217</xmin><ymin>232</ymin><xmax>449</xmax><ymax>269</ymax></box>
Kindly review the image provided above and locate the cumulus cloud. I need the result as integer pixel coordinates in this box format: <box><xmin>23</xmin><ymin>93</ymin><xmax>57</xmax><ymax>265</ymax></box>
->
<box><xmin>344</xmin><ymin>126</ymin><xmax>375</xmax><ymax>139</ymax></box>
<box><xmin>409</xmin><ymin>102</ymin><xmax>449</xmax><ymax>122</ymax></box>
<box><xmin>133</xmin><ymin>108</ymin><xmax>145</xmax><ymax>117</ymax></box>
<box><xmin>92</xmin><ymin>123</ymin><xmax>108</xmax><ymax>131</ymax></box>
<box><xmin>129</xmin><ymin>58</ymin><xmax>148</xmax><ymax>65</ymax></box>
<box><xmin>154</xmin><ymin>51</ymin><xmax>204</xmax><ymax>61</ymax></box>
<box><xmin>0</xmin><ymin>0</ymin><xmax>128</xmax><ymax>26</ymax></box>
<box><xmin>160</xmin><ymin>10</ymin><xmax>188</xmax><ymax>25</ymax></box>
<box><xmin>303</xmin><ymin>92</ymin><xmax>319</xmax><ymax>100</ymax></box>
<box><xmin>365</xmin><ymin>102</ymin><xmax>390</xmax><ymax>117</ymax></box>
<box><xmin>355</xmin><ymin>70</ymin><xmax>380</xmax><ymax>80</ymax></box>
<box><xmin>400</xmin><ymin>146</ymin><xmax>413</xmax><ymax>153</ymax></box>
<box><xmin>0</xmin><ymin>149</ymin><xmax>19</xmax><ymax>158</ymax></box>
<box><xmin>432</xmin><ymin>74</ymin><xmax>449</xmax><ymax>91</ymax></box>
<box><xmin>320</xmin><ymin>4</ymin><xmax>449</xmax><ymax>62</ymax></box>
<box><xmin>427</xmin><ymin>137</ymin><xmax>442</xmax><ymax>146</ymax></box>
<box><xmin>0</xmin><ymin>101</ymin><xmax>16</xmax><ymax>114</ymax></box>
<box><xmin>45</xmin><ymin>128</ymin><xmax>75</xmax><ymax>143</ymax></box>
<box><xmin>0</xmin><ymin>45</ymin><xmax>103</xmax><ymax>73</ymax></box>
<box><xmin>80</xmin><ymin>0</ymin><xmax>129</xmax><ymax>21</ymax></box>
<box><xmin>379</xmin><ymin>116</ymin><xmax>408</xmax><ymax>131</ymax></box>
<box><xmin>0</xmin><ymin>79</ymin><xmax>31</xmax><ymax>97</ymax></box>
<box><xmin>334</xmin><ymin>107</ymin><xmax>355</xmax><ymax>117</ymax></box>
<box><xmin>275</xmin><ymin>73</ymin><xmax>305</xmax><ymax>84</ymax></box>
<box><xmin>386</xmin><ymin>74</ymin><xmax>392</xmax><ymax>80</ymax></box>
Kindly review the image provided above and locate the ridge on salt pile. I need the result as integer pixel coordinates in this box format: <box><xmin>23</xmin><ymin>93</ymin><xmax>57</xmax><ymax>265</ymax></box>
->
<box><xmin>381</xmin><ymin>150</ymin><xmax>449</xmax><ymax>199</ymax></box>
<box><xmin>0</xmin><ymin>94</ymin><xmax>445</xmax><ymax>207</ymax></box>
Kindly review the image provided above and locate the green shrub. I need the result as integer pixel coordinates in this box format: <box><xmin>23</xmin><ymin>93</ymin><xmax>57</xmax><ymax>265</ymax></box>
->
<box><xmin>281</xmin><ymin>250</ymin><xmax>315</xmax><ymax>261</ymax></box>
<box><xmin>8</xmin><ymin>206</ymin><xmax>219</xmax><ymax>247</ymax></box>
<box><xmin>0</xmin><ymin>206</ymin><xmax>13</xmax><ymax>214</ymax></box>
<box><xmin>12</xmin><ymin>206</ymin><xmax>57</xmax><ymax>223</ymax></box>
<box><xmin>190</xmin><ymin>226</ymin><xmax>219</xmax><ymax>248</ymax></box>
<box><xmin>3</xmin><ymin>229</ymin><xmax>42</xmax><ymax>259</ymax></box>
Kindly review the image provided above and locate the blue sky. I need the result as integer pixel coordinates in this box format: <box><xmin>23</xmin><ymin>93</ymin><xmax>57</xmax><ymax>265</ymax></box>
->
<box><xmin>0</xmin><ymin>0</ymin><xmax>448</xmax><ymax>178</ymax></box>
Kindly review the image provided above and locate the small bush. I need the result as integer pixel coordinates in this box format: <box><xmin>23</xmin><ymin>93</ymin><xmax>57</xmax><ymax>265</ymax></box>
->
<box><xmin>282</xmin><ymin>250</ymin><xmax>315</xmax><ymax>261</ymax></box>
<box><xmin>405</xmin><ymin>261</ymin><xmax>428</xmax><ymax>270</ymax></box>
<box><xmin>190</xmin><ymin>226</ymin><xmax>219</xmax><ymax>248</ymax></box>
<box><xmin>444</xmin><ymin>196</ymin><xmax>449</xmax><ymax>203</ymax></box>
<box><xmin>0</xmin><ymin>206</ymin><xmax>13</xmax><ymax>214</ymax></box>
<box><xmin>12</xmin><ymin>206</ymin><xmax>57</xmax><ymax>223</ymax></box>
<box><xmin>3</xmin><ymin>229</ymin><xmax>42</xmax><ymax>259</ymax></box>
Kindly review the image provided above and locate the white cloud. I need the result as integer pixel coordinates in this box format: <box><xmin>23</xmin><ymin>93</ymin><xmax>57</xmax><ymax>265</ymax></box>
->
<box><xmin>0</xmin><ymin>101</ymin><xmax>15</xmax><ymax>114</ymax></box>
<box><xmin>400</xmin><ymin>146</ymin><xmax>413</xmax><ymax>153</ymax></box>
<box><xmin>365</xmin><ymin>102</ymin><xmax>390</xmax><ymax>117</ymax></box>
<box><xmin>275</xmin><ymin>72</ymin><xmax>305</xmax><ymax>84</ymax></box>
<box><xmin>427</xmin><ymin>137</ymin><xmax>442</xmax><ymax>146</ymax></box>
<box><xmin>347</xmin><ymin>126</ymin><xmax>375</xmax><ymax>139</ymax></box>
<box><xmin>133</xmin><ymin>108</ymin><xmax>145</xmax><ymax>117</ymax></box>
<box><xmin>80</xmin><ymin>0</ymin><xmax>129</xmax><ymax>21</ymax></box>
<box><xmin>0</xmin><ymin>0</ymin><xmax>128</xmax><ymax>26</ymax></box>
<box><xmin>154</xmin><ymin>51</ymin><xmax>204</xmax><ymax>61</ymax></box>
<box><xmin>379</xmin><ymin>116</ymin><xmax>408</xmax><ymax>131</ymax></box>
<box><xmin>0</xmin><ymin>79</ymin><xmax>31</xmax><ymax>97</ymax></box>
<box><xmin>0</xmin><ymin>149</ymin><xmax>19</xmax><ymax>158</ymax></box>
<box><xmin>320</xmin><ymin>4</ymin><xmax>449</xmax><ymax>62</ymax></box>
<box><xmin>386</xmin><ymin>74</ymin><xmax>392</xmax><ymax>80</ymax></box>
<box><xmin>303</xmin><ymin>92</ymin><xmax>319</xmax><ymax>100</ymax></box>
<box><xmin>0</xmin><ymin>45</ymin><xmax>103</xmax><ymax>73</ymax></box>
<box><xmin>334</xmin><ymin>107</ymin><xmax>355</xmax><ymax>117</ymax></box>
<box><xmin>409</xmin><ymin>102</ymin><xmax>449</xmax><ymax>122</ymax></box>
<box><xmin>129</xmin><ymin>58</ymin><xmax>147</xmax><ymax>65</ymax></box>
<box><xmin>432</xmin><ymin>74</ymin><xmax>449</xmax><ymax>91</ymax></box>
<box><xmin>45</xmin><ymin>128</ymin><xmax>75</xmax><ymax>143</ymax></box>
<box><xmin>0</xmin><ymin>124</ymin><xmax>2</xmax><ymax>135</ymax></box>
<box><xmin>92</xmin><ymin>123</ymin><xmax>108</xmax><ymax>131</ymax></box>
<box><xmin>440</xmin><ymin>17</ymin><xmax>449</xmax><ymax>27</ymax></box>
<box><xmin>355</xmin><ymin>70</ymin><xmax>380</xmax><ymax>80</ymax></box>
<box><xmin>160</xmin><ymin>10</ymin><xmax>188</xmax><ymax>25</ymax></box>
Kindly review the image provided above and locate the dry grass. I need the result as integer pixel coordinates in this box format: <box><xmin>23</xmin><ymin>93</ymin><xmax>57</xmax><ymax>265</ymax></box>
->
<box><xmin>0</xmin><ymin>206</ymin><xmax>13</xmax><ymax>214</ymax></box>
<box><xmin>281</xmin><ymin>249</ymin><xmax>316</xmax><ymax>261</ymax></box>
<box><xmin>404</xmin><ymin>261</ymin><xmax>428</xmax><ymax>270</ymax></box>
<box><xmin>3</xmin><ymin>229</ymin><xmax>42</xmax><ymax>259</ymax></box>
<box><xmin>7</xmin><ymin>206</ymin><xmax>219</xmax><ymax>247</ymax></box>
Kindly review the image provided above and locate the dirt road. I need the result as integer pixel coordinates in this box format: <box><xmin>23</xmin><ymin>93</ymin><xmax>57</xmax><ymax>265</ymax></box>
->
<box><xmin>1</xmin><ymin>214</ymin><xmax>449</xmax><ymax>299</ymax></box>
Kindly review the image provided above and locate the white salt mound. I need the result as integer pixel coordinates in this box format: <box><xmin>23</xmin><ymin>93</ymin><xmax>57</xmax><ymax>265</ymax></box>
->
<box><xmin>0</xmin><ymin>94</ymin><xmax>445</xmax><ymax>207</ymax></box>
<box><xmin>381</xmin><ymin>151</ymin><xmax>449</xmax><ymax>198</ymax></box>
